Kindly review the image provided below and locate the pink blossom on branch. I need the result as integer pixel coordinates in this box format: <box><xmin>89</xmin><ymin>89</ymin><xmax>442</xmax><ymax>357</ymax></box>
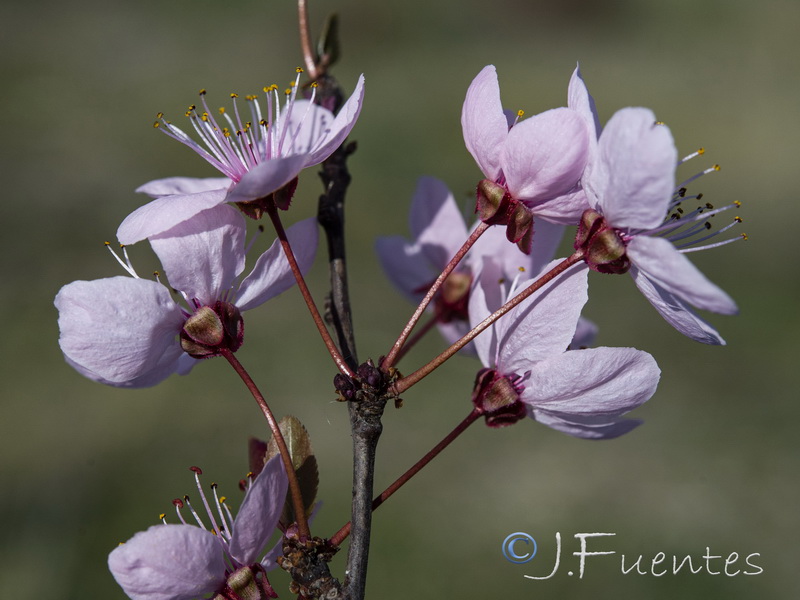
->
<box><xmin>575</xmin><ymin>106</ymin><xmax>740</xmax><ymax>344</ymax></box>
<box><xmin>108</xmin><ymin>456</ymin><xmax>287</xmax><ymax>600</ymax></box>
<box><xmin>468</xmin><ymin>257</ymin><xmax>660</xmax><ymax>439</ymax></box>
<box><xmin>117</xmin><ymin>72</ymin><xmax>365</xmax><ymax>245</ymax></box>
<box><xmin>461</xmin><ymin>65</ymin><xmax>591</xmax><ymax>251</ymax></box>
<box><xmin>55</xmin><ymin>206</ymin><xmax>318</xmax><ymax>387</ymax></box>
<box><xmin>375</xmin><ymin>176</ymin><xmax>565</xmax><ymax>350</ymax></box>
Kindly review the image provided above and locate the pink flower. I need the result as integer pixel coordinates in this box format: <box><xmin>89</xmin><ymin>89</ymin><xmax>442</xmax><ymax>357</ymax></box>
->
<box><xmin>108</xmin><ymin>457</ymin><xmax>287</xmax><ymax>600</ymax></box>
<box><xmin>468</xmin><ymin>256</ymin><xmax>660</xmax><ymax>439</ymax></box>
<box><xmin>55</xmin><ymin>206</ymin><xmax>318</xmax><ymax>387</ymax></box>
<box><xmin>375</xmin><ymin>176</ymin><xmax>565</xmax><ymax>348</ymax></box>
<box><xmin>577</xmin><ymin>107</ymin><xmax>740</xmax><ymax>344</ymax></box>
<box><xmin>461</xmin><ymin>65</ymin><xmax>591</xmax><ymax>249</ymax></box>
<box><xmin>117</xmin><ymin>72</ymin><xmax>365</xmax><ymax>245</ymax></box>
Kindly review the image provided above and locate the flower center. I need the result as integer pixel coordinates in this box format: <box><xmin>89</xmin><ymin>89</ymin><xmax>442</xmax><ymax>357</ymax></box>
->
<box><xmin>153</xmin><ymin>69</ymin><xmax>322</xmax><ymax>182</ymax></box>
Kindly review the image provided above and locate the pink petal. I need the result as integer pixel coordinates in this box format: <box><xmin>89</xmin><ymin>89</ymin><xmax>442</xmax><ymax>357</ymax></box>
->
<box><xmin>496</xmin><ymin>261</ymin><xmax>589</xmax><ymax>370</ymax></box>
<box><xmin>55</xmin><ymin>277</ymin><xmax>185</xmax><ymax>385</ymax></box>
<box><xmin>410</xmin><ymin>176</ymin><xmax>469</xmax><ymax>269</ymax></box>
<box><xmin>586</xmin><ymin>107</ymin><xmax>677</xmax><ymax>229</ymax></box>
<box><xmin>226</xmin><ymin>154</ymin><xmax>308</xmax><ymax>204</ymax></box>
<box><xmin>528</xmin><ymin>184</ymin><xmax>590</xmax><ymax>224</ymax></box>
<box><xmin>149</xmin><ymin>205</ymin><xmax>246</xmax><ymax>306</ymax></box>
<box><xmin>108</xmin><ymin>524</ymin><xmax>225</xmax><ymax>600</ymax></box>
<box><xmin>628</xmin><ymin>235</ymin><xmax>738</xmax><ymax>314</ymax></box>
<box><xmin>521</xmin><ymin>347</ymin><xmax>660</xmax><ymax>416</ymax></box>
<box><xmin>503</xmin><ymin>108</ymin><xmax>589</xmax><ymax>206</ymax></box>
<box><xmin>136</xmin><ymin>177</ymin><xmax>232</xmax><ymax>198</ymax></box>
<box><xmin>117</xmin><ymin>188</ymin><xmax>228</xmax><ymax>245</ymax></box>
<box><xmin>467</xmin><ymin>257</ymin><xmax>505</xmax><ymax>368</ymax></box>
<box><xmin>374</xmin><ymin>236</ymin><xmax>433</xmax><ymax>302</ymax></box>
<box><xmin>229</xmin><ymin>455</ymin><xmax>288</xmax><ymax>566</ymax></box>
<box><xmin>532</xmin><ymin>409</ymin><xmax>642</xmax><ymax>440</ymax></box>
<box><xmin>236</xmin><ymin>217</ymin><xmax>319</xmax><ymax>311</ymax></box>
<box><xmin>461</xmin><ymin>65</ymin><xmax>508</xmax><ymax>181</ymax></box>
<box><xmin>630</xmin><ymin>266</ymin><xmax>726</xmax><ymax>345</ymax></box>
<box><xmin>303</xmin><ymin>74</ymin><xmax>366</xmax><ymax>166</ymax></box>
<box><xmin>567</xmin><ymin>65</ymin><xmax>600</xmax><ymax>143</ymax></box>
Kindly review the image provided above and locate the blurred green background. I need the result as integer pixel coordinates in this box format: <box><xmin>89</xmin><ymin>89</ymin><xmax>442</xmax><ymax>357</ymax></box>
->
<box><xmin>2</xmin><ymin>0</ymin><xmax>797</xmax><ymax>598</ymax></box>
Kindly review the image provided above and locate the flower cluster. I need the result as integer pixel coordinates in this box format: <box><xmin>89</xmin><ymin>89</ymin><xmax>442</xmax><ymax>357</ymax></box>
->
<box><xmin>55</xmin><ymin>52</ymin><xmax>742</xmax><ymax>600</ymax></box>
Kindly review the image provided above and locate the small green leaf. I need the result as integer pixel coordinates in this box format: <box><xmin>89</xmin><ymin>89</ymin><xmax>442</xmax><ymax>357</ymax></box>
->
<box><xmin>265</xmin><ymin>416</ymin><xmax>319</xmax><ymax>527</ymax></box>
<box><xmin>316</xmin><ymin>13</ymin><xmax>341</xmax><ymax>68</ymax></box>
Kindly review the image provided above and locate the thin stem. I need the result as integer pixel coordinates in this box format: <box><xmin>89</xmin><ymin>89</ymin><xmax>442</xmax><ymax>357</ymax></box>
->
<box><xmin>220</xmin><ymin>349</ymin><xmax>310</xmax><ymax>539</ymax></box>
<box><xmin>382</xmin><ymin>222</ymin><xmax>490</xmax><ymax>370</ymax></box>
<box><xmin>266</xmin><ymin>204</ymin><xmax>355</xmax><ymax>378</ymax></box>
<box><xmin>329</xmin><ymin>408</ymin><xmax>482</xmax><ymax>547</ymax></box>
<box><xmin>391</xmin><ymin>315</ymin><xmax>438</xmax><ymax>365</ymax></box>
<box><xmin>297</xmin><ymin>0</ymin><xmax>318</xmax><ymax>79</ymax></box>
<box><xmin>393</xmin><ymin>251</ymin><xmax>585</xmax><ymax>395</ymax></box>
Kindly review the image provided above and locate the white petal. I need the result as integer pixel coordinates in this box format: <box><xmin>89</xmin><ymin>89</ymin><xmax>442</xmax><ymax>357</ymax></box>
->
<box><xmin>630</xmin><ymin>266</ymin><xmax>726</xmax><ymax>345</ymax></box>
<box><xmin>150</xmin><ymin>205</ymin><xmax>246</xmax><ymax>306</ymax></box>
<box><xmin>108</xmin><ymin>524</ymin><xmax>225</xmax><ymax>600</ymax></box>
<box><xmin>628</xmin><ymin>235</ymin><xmax>738</xmax><ymax>314</ymax></box>
<box><xmin>236</xmin><ymin>217</ymin><xmax>319</xmax><ymax>311</ymax></box>
<box><xmin>56</xmin><ymin>277</ymin><xmax>185</xmax><ymax>385</ymax></box>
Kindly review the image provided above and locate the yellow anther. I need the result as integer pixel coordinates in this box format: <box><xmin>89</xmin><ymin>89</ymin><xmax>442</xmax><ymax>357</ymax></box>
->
<box><xmin>104</xmin><ymin>241</ymin><xmax>111</xmax><ymax>246</ymax></box>
<box><xmin>153</xmin><ymin>270</ymin><xmax>160</xmax><ymax>277</ymax></box>
<box><xmin>184</xmin><ymin>110</ymin><xmax>192</xmax><ymax>117</ymax></box>
<box><xmin>654</xmin><ymin>121</ymin><xmax>665</xmax><ymax>126</ymax></box>
<box><xmin>156</xmin><ymin>112</ymin><xmax>164</xmax><ymax>119</ymax></box>
<box><xmin>219</xmin><ymin>496</ymin><xmax>227</xmax><ymax>504</ymax></box>
<box><xmin>222</xmin><ymin>127</ymin><xmax>231</xmax><ymax>137</ymax></box>
<box><xmin>259</xmin><ymin>119</ymin><xmax>268</xmax><ymax>126</ymax></box>
<box><xmin>497</xmin><ymin>277</ymin><xmax>506</xmax><ymax>285</ymax></box>
<box><xmin>246</xmin><ymin>471</ymin><xmax>254</xmax><ymax>479</ymax></box>
<box><xmin>741</xmin><ymin>233</ymin><xmax>749</xmax><ymax>240</ymax></box>
<box><xmin>284</xmin><ymin>88</ymin><xmax>292</xmax><ymax>95</ymax></box>
<box><xmin>218</xmin><ymin>107</ymin><xmax>225</xmax><ymax>114</ymax></box>
<box><xmin>518</xmin><ymin>266</ymin><xmax>525</xmax><ymax>272</ymax></box>
<box><xmin>713</xmin><ymin>164</ymin><xmax>721</xmax><ymax>171</ymax></box>
<box><xmin>159</xmin><ymin>513</ymin><xmax>166</xmax><ymax>520</ymax></box>
<box><xmin>697</xmin><ymin>147</ymin><xmax>705</xmax><ymax>155</ymax></box>
<box><xmin>734</xmin><ymin>200</ymin><xmax>742</xmax><ymax>207</ymax></box>
<box><xmin>517</xmin><ymin>109</ymin><xmax>525</xmax><ymax>118</ymax></box>
<box><xmin>199</xmin><ymin>89</ymin><xmax>207</xmax><ymax>96</ymax></box>
<box><xmin>230</xmin><ymin>93</ymin><xmax>238</xmax><ymax>99</ymax></box>
<box><xmin>289</xmin><ymin>81</ymin><xmax>296</xmax><ymax>88</ymax></box>
<box><xmin>311</xmin><ymin>82</ymin><xmax>318</xmax><ymax>88</ymax></box>
<box><xmin>153</xmin><ymin>121</ymin><xmax>160</xmax><ymax>128</ymax></box>
<box><xmin>296</xmin><ymin>67</ymin><xmax>304</xmax><ymax>73</ymax></box>
<box><xmin>734</xmin><ymin>216</ymin><xmax>743</xmax><ymax>223</ymax></box>
<box><xmin>201</xmin><ymin>114</ymin><xmax>208</xmax><ymax>122</ymax></box>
